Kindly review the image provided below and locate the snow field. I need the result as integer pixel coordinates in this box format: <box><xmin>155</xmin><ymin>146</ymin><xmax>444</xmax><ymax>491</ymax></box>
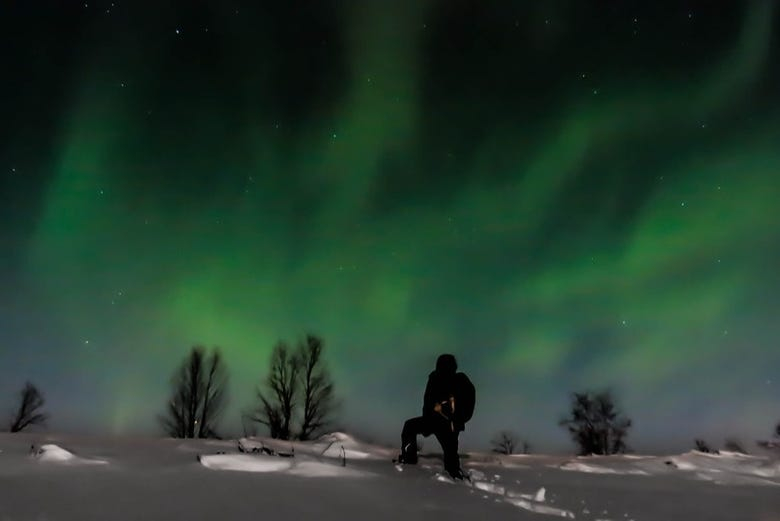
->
<box><xmin>1</xmin><ymin>432</ymin><xmax>779</xmax><ymax>520</ymax></box>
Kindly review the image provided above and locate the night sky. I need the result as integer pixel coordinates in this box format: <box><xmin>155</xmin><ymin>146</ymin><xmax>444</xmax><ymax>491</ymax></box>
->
<box><xmin>1</xmin><ymin>1</ymin><xmax>779</xmax><ymax>452</ymax></box>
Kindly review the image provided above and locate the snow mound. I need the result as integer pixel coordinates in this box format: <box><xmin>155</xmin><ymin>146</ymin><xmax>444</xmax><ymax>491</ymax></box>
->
<box><xmin>199</xmin><ymin>454</ymin><xmax>292</xmax><ymax>473</ymax></box>
<box><xmin>559</xmin><ymin>461</ymin><xmax>649</xmax><ymax>475</ymax></box>
<box><xmin>473</xmin><ymin>481</ymin><xmax>505</xmax><ymax>495</ymax></box>
<box><xmin>237</xmin><ymin>432</ymin><xmax>390</xmax><ymax>462</ymax></box>
<box><xmin>508</xmin><ymin>486</ymin><xmax>547</xmax><ymax>502</ymax></box>
<box><xmin>319</xmin><ymin>432</ymin><xmax>357</xmax><ymax>443</ymax></box>
<box><xmin>555</xmin><ymin>451</ymin><xmax>780</xmax><ymax>486</ymax></box>
<box><xmin>287</xmin><ymin>461</ymin><xmax>369</xmax><ymax>478</ymax></box>
<box><xmin>34</xmin><ymin>444</ymin><xmax>107</xmax><ymax>465</ymax></box>
<box><xmin>36</xmin><ymin>444</ymin><xmax>75</xmax><ymax>462</ymax></box>
<box><xmin>199</xmin><ymin>454</ymin><xmax>372</xmax><ymax>478</ymax></box>
<box><xmin>316</xmin><ymin>432</ymin><xmax>379</xmax><ymax>460</ymax></box>
<box><xmin>505</xmin><ymin>498</ymin><xmax>575</xmax><ymax>518</ymax></box>
<box><xmin>467</xmin><ymin>469</ymin><xmax>487</xmax><ymax>480</ymax></box>
<box><xmin>656</xmin><ymin>451</ymin><xmax>780</xmax><ymax>486</ymax></box>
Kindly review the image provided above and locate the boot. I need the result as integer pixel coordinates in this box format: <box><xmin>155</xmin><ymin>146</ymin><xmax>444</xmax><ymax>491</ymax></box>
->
<box><xmin>446</xmin><ymin>465</ymin><xmax>465</xmax><ymax>480</ymax></box>
<box><xmin>396</xmin><ymin>453</ymin><xmax>418</xmax><ymax>464</ymax></box>
<box><xmin>397</xmin><ymin>443</ymin><xmax>418</xmax><ymax>464</ymax></box>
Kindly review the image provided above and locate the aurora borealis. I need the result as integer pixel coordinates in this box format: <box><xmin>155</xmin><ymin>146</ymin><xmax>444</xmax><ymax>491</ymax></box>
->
<box><xmin>1</xmin><ymin>1</ymin><xmax>779</xmax><ymax>452</ymax></box>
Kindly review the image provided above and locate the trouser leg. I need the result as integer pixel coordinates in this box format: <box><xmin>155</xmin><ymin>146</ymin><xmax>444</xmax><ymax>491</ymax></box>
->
<box><xmin>434</xmin><ymin>428</ymin><xmax>461</xmax><ymax>476</ymax></box>
<box><xmin>401</xmin><ymin>416</ymin><xmax>429</xmax><ymax>463</ymax></box>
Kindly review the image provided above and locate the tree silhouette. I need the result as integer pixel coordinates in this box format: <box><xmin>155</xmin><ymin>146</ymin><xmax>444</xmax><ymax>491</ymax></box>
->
<box><xmin>252</xmin><ymin>335</ymin><xmax>337</xmax><ymax>440</ymax></box>
<box><xmin>724</xmin><ymin>437</ymin><xmax>747</xmax><ymax>454</ymax></box>
<box><xmin>253</xmin><ymin>342</ymin><xmax>300</xmax><ymax>440</ymax></box>
<box><xmin>9</xmin><ymin>382</ymin><xmax>48</xmax><ymax>433</ymax></box>
<box><xmin>694</xmin><ymin>438</ymin><xmax>717</xmax><ymax>454</ymax></box>
<box><xmin>559</xmin><ymin>390</ymin><xmax>631</xmax><ymax>455</ymax></box>
<box><xmin>159</xmin><ymin>347</ymin><xmax>228</xmax><ymax>438</ymax></box>
<box><xmin>297</xmin><ymin>335</ymin><xmax>336</xmax><ymax>441</ymax></box>
<box><xmin>491</xmin><ymin>430</ymin><xmax>517</xmax><ymax>455</ymax></box>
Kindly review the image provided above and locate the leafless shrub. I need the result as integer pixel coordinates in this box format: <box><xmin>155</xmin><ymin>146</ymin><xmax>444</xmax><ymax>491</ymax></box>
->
<box><xmin>560</xmin><ymin>390</ymin><xmax>631</xmax><ymax>455</ymax></box>
<box><xmin>491</xmin><ymin>431</ymin><xmax>517</xmax><ymax>455</ymax></box>
<box><xmin>724</xmin><ymin>437</ymin><xmax>747</xmax><ymax>454</ymax></box>
<box><xmin>9</xmin><ymin>382</ymin><xmax>48</xmax><ymax>433</ymax></box>
<box><xmin>694</xmin><ymin>438</ymin><xmax>718</xmax><ymax>454</ymax></box>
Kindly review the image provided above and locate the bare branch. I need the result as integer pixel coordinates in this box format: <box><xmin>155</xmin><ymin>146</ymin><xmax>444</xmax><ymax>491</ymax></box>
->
<box><xmin>9</xmin><ymin>382</ymin><xmax>48</xmax><ymax>433</ymax></box>
<box><xmin>253</xmin><ymin>342</ymin><xmax>300</xmax><ymax>440</ymax></box>
<box><xmin>298</xmin><ymin>335</ymin><xmax>336</xmax><ymax>441</ymax></box>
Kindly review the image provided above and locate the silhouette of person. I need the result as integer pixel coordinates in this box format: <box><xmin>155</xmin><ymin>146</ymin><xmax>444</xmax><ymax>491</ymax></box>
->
<box><xmin>398</xmin><ymin>354</ymin><xmax>475</xmax><ymax>480</ymax></box>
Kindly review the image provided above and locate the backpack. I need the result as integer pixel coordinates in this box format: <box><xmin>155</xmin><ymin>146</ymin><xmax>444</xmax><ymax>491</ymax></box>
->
<box><xmin>453</xmin><ymin>372</ymin><xmax>476</xmax><ymax>424</ymax></box>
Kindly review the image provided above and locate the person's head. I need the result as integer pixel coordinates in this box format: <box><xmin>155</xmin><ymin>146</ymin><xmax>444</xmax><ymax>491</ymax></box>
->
<box><xmin>435</xmin><ymin>354</ymin><xmax>458</xmax><ymax>375</ymax></box>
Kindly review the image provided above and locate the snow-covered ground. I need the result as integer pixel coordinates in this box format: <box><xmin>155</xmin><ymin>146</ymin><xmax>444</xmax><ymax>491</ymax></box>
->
<box><xmin>1</xmin><ymin>432</ymin><xmax>779</xmax><ymax>520</ymax></box>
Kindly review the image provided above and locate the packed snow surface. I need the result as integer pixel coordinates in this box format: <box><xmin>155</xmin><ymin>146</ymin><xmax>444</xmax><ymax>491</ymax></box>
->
<box><xmin>1</xmin><ymin>432</ymin><xmax>779</xmax><ymax>520</ymax></box>
<box><xmin>554</xmin><ymin>450</ymin><xmax>780</xmax><ymax>486</ymax></box>
<box><xmin>199</xmin><ymin>453</ymin><xmax>372</xmax><ymax>478</ymax></box>
<box><xmin>559</xmin><ymin>461</ymin><xmax>650</xmax><ymax>475</ymax></box>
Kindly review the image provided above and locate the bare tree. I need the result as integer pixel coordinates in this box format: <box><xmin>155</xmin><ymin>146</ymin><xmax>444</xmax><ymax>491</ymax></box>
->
<box><xmin>559</xmin><ymin>390</ymin><xmax>631</xmax><ymax>455</ymax></box>
<box><xmin>694</xmin><ymin>438</ymin><xmax>717</xmax><ymax>454</ymax></box>
<box><xmin>297</xmin><ymin>335</ymin><xmax>336</xmax><ymax>441</ymax></box>
<box><xmin>724</xmin><ymin>437</ymin><xmax>747</xmax><ymax>454</ymax></box>
<box><xmin>197</xmin><ymin>350</ymin><xmax>228</xmax><ymax>438</ymax></box>
<box><xmin>241</xmin><ymin>411</ymin><xmax>258</xmax><ymax>438</ymax></box>
<box><xmin>253</xmin><ymin>342</ymin><xmax>300</xmax><ymax>440</ymax></box>
<box><xmin>491</xmin><ymin>430</ymin><xmax>517</xmax><ymax>455</ymax></box>
<box><xmin>9</xmin><ymin>382</ymin><xmax>48</xmax><ymax>433</ymax></box>
<box><xmin>159</xmin><ymin>347</ymin><xmax>228</xmax><ymax>438</ymax></box>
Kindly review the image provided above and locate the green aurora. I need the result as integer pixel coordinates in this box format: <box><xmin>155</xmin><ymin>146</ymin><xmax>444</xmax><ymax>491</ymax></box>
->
<box><xmin>1</xmin><ymin>1</ymin><xmax>779</xmax><ymax>450</ymax></box>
